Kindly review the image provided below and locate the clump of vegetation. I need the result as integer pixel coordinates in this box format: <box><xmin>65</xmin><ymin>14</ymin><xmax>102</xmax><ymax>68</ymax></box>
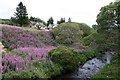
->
<box><xmin>0</xmin><ymin>19</ymin><xmax>18</xmax><ymax>26</ymax></box>
<box><xmin>52</xmin><ymin>22</ymin><xmax>83</xmax><ymax>46</ymax></box>
<box><xmin>78</xmin><ymin>51</ymin><xmax>96</xmax><ymax>64</ymax></box>
<box><xmin>48</xmin><ymin>46</ymin><xmax>81</xmax><ymax>71</ymax></box>
<box><xmin>48</xmin><ymin>46</ymin><xmax>96</xmax><ymax>72</ymax></box>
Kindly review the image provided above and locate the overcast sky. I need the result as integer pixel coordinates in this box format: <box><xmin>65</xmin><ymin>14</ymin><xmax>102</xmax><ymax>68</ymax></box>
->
<box><xmin>0</xmin><ymin>0</ymin><xmax>115</xmax><ymax>26</ymax></box>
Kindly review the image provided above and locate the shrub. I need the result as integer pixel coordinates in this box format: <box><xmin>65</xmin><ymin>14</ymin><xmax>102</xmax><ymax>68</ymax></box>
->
<box><xmin>48</xmin><ymin>46</ymin><xmax>96</xmax><ymax>72</ymax></box>
<box><xmin>48</xmin><ymin>46</ymin><xmax>81</xmax><ymax>71</ymax></box>
<box><xmin>52</xmin><ymin>22</ymin><xmax>83</xmax><ymax>45</ymax></box>
<box><xmin>33</xmin><ymin>61</ymin><xmax>63</xmax><ymax>78</ymax></box>
<box><xmin>78</xmin><ymin>51</ymin><xmax>96</xmax><ymax>64</ymax></box>
<box><xmin>0</xmin><ymin>19</ymin><xmax>18</xmax><ymax>26</ymax></box>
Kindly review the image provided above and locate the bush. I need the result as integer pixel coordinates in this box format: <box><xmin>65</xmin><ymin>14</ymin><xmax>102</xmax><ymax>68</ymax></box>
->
<box><xmin>78</xmin><ymin>51</ymin><xmax>96</xmax><ymax>64</ymax></box>
<box><xmin>52</xmin><ymin>22</ymin><xmax>83</xmax><ymax>45</ymax></box>
<box><xmin>48</xmin><ymin>46</ymin><xmax>96</xmax><ymax>72</ymax></box>
<box><xmin>0</xmin><ymin>19</ymin><xmax>18</xmax><ymax>26</ymax></box>
<box><xmin>33</xmin><ymin>61</ymin><xmax>63</xmax><ymax>78</ymax></box>
<box><xmin>48</xmin><ymin>46</ymin><xmax>81</xmax><ymax>71</ymax></box>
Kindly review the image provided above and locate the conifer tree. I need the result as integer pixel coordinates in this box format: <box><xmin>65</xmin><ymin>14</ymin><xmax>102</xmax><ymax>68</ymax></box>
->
<box><xmin>12</xmin><ymin>2</ymin><xmax>29</xmax><ymax>26</ymax></box>
<box><xmin>47</xmin><ymin>17</ymin><xmax>54</xmax><ymax>26</ymax></box>
<box><xmin>68</xmin><ymin>18</ymin><xmax>71</xmax><ymax>22</ymax></box>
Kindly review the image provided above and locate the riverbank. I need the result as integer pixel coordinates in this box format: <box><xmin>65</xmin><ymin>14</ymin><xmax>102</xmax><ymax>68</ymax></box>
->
<box><xmin>91</xmin><ymin>54</ymin><xmax>120</xmax><ymax>79</ymax></box>
<box><xmin>52</xmin><ymin>52</ymin><xmax>114</xmax><ymax>79</ymax></box>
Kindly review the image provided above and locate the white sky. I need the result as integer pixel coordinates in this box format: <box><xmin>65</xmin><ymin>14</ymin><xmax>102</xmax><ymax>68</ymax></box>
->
<box><xmin>0</xmin><ymin>0</ymin><xmax>115</xmax><ymax>26</ymax></box>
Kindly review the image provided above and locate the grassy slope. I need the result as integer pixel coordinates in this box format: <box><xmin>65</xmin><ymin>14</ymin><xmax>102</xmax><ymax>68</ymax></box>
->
<box><xmin>1</xmin><ymin>25</ymin><xmax>62</xmax><ymax>78</ymax></box>
<box><xmin>2</xmin><ymin>25</ymin><xmax>55</xmax><ymax>49</ymax></box>
<box><xmin>91</xmin><ymin>55</ymin><xmax>120</xmax><ymax>79</ymax></box>
<box><xmin>21</xmin><ymin>27</ymin><xmax>41</xmax><ymax>31</ymax></box>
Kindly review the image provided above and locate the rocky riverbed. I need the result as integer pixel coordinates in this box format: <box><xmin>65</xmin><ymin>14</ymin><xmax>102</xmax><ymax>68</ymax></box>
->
<box><xmin>56</xmin><ymin>52</ymin><xmax>113</xmax><ymax>79</ymax></box>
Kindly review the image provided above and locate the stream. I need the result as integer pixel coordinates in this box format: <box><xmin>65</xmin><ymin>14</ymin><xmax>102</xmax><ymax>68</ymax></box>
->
<box><xmin>53</xmin><ymin>52</ymin><xmax>113</xmax><ymax>79</ymax></box>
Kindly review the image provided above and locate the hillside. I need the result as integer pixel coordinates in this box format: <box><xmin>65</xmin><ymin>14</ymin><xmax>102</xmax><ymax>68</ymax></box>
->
<box><xmin>1</xmin><ymin>25</ymin><xmax>55</xmax><ymax>49</ymax></box>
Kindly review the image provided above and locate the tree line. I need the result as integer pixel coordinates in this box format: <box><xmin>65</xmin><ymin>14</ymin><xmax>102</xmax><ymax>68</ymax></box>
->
<box><xmin>11</xmin><ymin>2</ymin><xmax>72</xmax><ymax>27</ymax></box>
<box><xmin>85</xmin><ymin>1</ymin><xmax>120</xmax><ymax>55</ymax></box>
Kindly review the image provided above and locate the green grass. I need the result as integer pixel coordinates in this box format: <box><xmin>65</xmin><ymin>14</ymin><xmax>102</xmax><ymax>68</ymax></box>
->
<box><xmin>91</xmin><ymin>54</ymin><xmax>120</xmax><ymax>79</ymax></box>
<box><xmin>21</xmin><ymin>27</ymin><xmax>41</xmax><ymax>31</ymax></box>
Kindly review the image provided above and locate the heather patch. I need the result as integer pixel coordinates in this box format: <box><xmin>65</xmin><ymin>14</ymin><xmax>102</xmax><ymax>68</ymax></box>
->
<box><xmin>1</xmin><ymin>25</ymin><xmax>55</xmax><ymax>49</ymax></box>
<box><xmin>2</xmin><ymin>46</ymin><xmax>56</xmax><ymax>74</ymax></box>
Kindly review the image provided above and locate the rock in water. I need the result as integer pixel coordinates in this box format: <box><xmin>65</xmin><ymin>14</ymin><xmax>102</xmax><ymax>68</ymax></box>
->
<box><xmin>103</xmin><ymin>52</ymin><xmax>112</xmax><ymax>64</ymax></box>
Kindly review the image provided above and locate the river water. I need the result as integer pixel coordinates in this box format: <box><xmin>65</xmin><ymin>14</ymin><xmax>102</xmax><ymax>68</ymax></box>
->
<box><xmin>53</xmin><ymin>52</ymin><xmax>113</xmax><ymax>79</ymax></box>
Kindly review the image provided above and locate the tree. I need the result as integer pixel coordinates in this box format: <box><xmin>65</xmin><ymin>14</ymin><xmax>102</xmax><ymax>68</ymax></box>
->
<box><xmin>60</xmin><ymin>18</ymin><xmax>65</xmax><ymax>23</ymax></box>
<box><xmin>29</xmin><ymin>16</ymin><xmax>46</xmax><ymax>25</ymax></box>
<box><xmin>11</xmin><ymin>2</ymin><xmax>29</xmax><ymax>26</ymax></box>
<box><xmin>94</xmin><ymin>2</ymin><xmax>120</xmax><ymax>54</ymax></box>
<box><xmin>77</xmin><ymin>23</ymin><xmax>94</xmax><ymax>37</ymax></box>
<box><xmin>52</xmin><ymin>22</ymin><xmax>83</xmax><ymax>45</ymax></box>
<box><xmin>57</xmin><ymin>21</ymin><xmax>60</xmax><ymax>24</ymax></box>
<box><xmin>47</xmin><ymin>17</ymin><xmax>54</xmax><ymax>26</ymax></box>
<box><xmin>92</xmin><ymin>24</ymin><xmax>98</xmax><ymax>31</ymax></box>
<box><xmin>29</xmin><ymin>16</ymin><xmax>35</xmax><ymax>21</ymax></box>
<box><xmin>116</xmin><ymin>1</ymin><xmax>120</xmax><ymax>54</ymax></box>
<box><xmin>68</xmin><ymin>18</ymin><xmax>71</xmax><ymax>22</ymax></box>
<box><xmin>57</xmin><ymin>18</ymin><xmax>65</xmax><ymax>24</ymax></box>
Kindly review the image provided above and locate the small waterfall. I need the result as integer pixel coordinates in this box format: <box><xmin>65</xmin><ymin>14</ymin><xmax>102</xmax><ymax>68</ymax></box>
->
<box><xmin>103</xmin><ymin>52</ymin><xmax>113</xmax><ymax>64</ymax></box>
